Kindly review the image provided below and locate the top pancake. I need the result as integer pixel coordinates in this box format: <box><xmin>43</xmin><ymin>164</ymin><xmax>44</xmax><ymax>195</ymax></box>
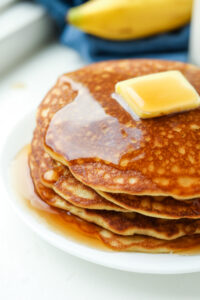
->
<box><xmin>43</xmin><ymin>59</ymin><xmax>200</xmax><ymax>199</ymax></box>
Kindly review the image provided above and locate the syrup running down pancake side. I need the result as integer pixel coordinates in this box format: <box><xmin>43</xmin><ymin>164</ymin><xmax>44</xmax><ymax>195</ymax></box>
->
<box><xmin>11</xmin><ymin>145</ymin><xmax>109</xmax><ymax>250</ymax></box>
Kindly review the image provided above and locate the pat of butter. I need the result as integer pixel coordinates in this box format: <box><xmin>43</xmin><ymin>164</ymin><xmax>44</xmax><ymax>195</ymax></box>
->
<box><xmin>115</xmin><ymin>71</ymin><xmax>200</xmax><ymax>119</ymax></box>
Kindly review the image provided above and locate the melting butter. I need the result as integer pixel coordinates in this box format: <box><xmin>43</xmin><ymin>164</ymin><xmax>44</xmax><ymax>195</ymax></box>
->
<box><xmin>115</xmin><ymin>70</ymin><xmax>200</xmax><ymax>119</ymax></box>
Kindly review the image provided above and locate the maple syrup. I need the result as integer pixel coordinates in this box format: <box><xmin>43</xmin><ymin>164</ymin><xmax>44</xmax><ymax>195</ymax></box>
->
<box><xmin>45</xmin><ymin>77</ymin><xmax>142</xmax><ymax>168</ymax></box>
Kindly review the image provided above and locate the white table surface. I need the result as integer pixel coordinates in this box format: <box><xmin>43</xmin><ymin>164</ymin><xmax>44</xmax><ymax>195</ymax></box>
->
<box><xmin>1</xmin><ymin>43</ymin><xmax>200</xmax><ymax>300</ymax></box>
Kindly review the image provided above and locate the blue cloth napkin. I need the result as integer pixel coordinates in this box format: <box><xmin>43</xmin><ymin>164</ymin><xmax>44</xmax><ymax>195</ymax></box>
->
<box><xmin>34</xmin><ymin>0</ymin><xmax>189</xmax><ymax>62</ymax></box>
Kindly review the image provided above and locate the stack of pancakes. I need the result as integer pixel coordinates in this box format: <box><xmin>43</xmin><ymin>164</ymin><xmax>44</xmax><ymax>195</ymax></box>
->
<box><xmin>29</xmin><ymin>59</ymin><xmax>200</xmax><ymax>253</ymax></box>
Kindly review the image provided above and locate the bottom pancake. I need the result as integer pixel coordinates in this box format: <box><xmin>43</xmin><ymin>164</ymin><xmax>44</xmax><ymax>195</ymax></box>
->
<box><xmin>100</xmin><ymin>231</ymin><xmax>200</xmax><ymax>253</ymax></box>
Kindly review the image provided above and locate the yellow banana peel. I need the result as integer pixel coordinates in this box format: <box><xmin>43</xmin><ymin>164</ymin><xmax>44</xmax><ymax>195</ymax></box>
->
<box><xmin>67</xmin><ymin>0</ymin><xmax>193</xmax><ymax>41</ymax></box>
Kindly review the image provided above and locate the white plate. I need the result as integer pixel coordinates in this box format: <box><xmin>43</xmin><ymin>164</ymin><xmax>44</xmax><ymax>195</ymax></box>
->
<box><xmin>1</xmin><ymin>102</ymin><xmax>200</xmax><ymax>275</ymax></box>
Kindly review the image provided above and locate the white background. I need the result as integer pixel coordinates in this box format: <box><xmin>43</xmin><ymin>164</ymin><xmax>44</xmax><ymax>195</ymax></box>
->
<box><xmin>1</xmin><ymin>43</ymin><xmax>200</xmax><ymax>300</ymax></box>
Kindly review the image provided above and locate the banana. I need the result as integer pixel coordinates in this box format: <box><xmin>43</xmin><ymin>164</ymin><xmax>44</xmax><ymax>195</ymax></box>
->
<box><xmin>67</xmin><ymin>0</ymin><xmax>193</xmax><ymax>41</ymax></box>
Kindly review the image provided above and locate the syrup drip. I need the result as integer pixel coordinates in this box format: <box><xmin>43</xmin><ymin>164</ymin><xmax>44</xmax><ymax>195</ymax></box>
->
<box><xmin>11</xmin><ymin>145</ymin><xmax>108</xmax><ymax>250</ymax></box>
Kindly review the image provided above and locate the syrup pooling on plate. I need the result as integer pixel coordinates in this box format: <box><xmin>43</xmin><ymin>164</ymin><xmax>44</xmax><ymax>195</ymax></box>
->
<box><xmin>45</xmin><ymin>76</ymin><xmax>143</xmax><ymax>168</ymax></box>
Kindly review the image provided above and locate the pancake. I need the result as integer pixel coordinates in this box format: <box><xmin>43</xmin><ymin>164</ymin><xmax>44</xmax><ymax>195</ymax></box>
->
<box><xmin>97</xmin><ymin>191</ymin><xmax>200</xmax><ymax>220</ymax></box>
<box><xmin>43</xmin><ymin>59</ymin><xmax>200</xmax><ymax>199</ymax></box>
<box><xmin>30</xmin><ymin>139</ymin><xmax>200</xmax><ymax>240</ymax></box>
